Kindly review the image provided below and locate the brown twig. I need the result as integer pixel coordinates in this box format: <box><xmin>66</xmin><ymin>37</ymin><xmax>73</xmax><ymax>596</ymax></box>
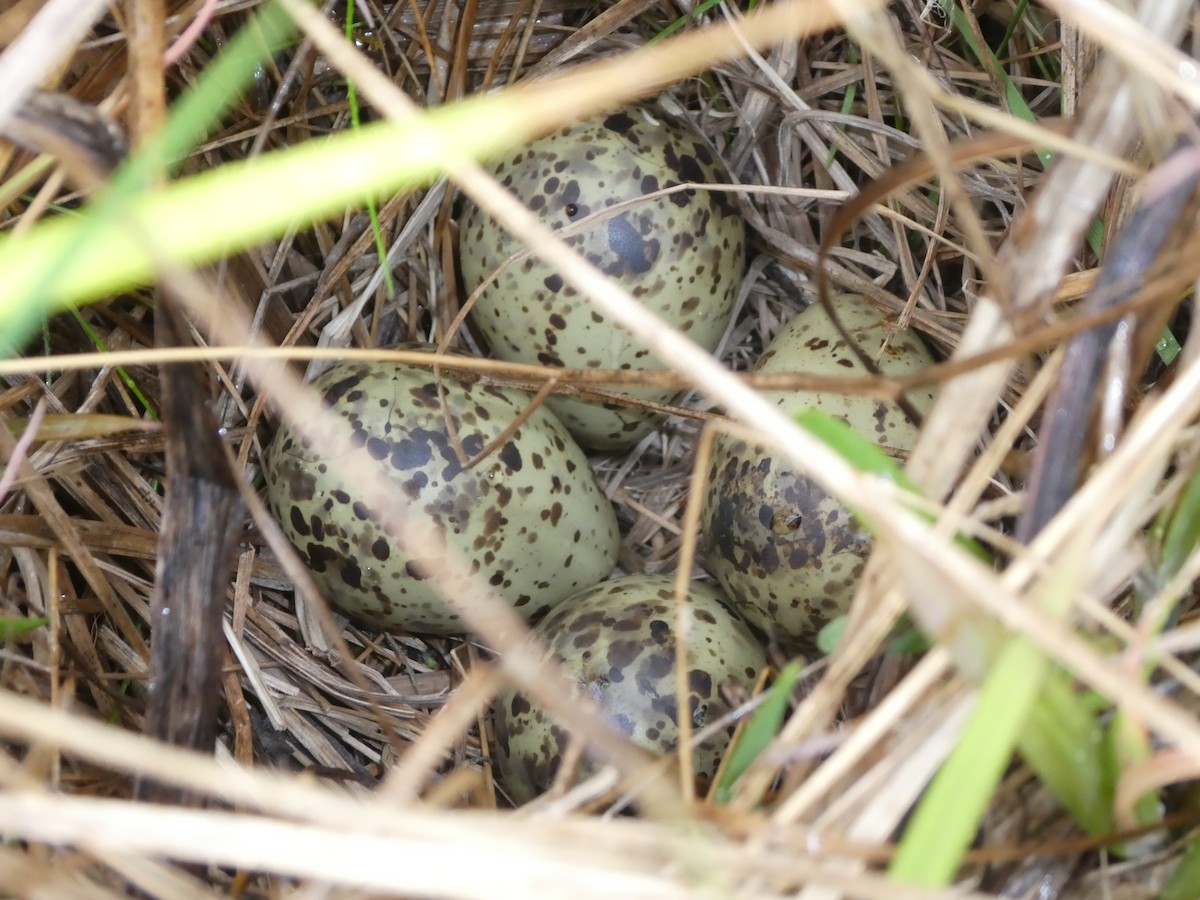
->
<box><xmin>1014</xmin><ymin>135</ymin><xmax>1200</xmax><ymax>543</ymax></box>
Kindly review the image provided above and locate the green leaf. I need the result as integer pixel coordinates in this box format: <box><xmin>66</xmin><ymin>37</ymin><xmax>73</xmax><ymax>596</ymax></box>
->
<box><xmin>948</xmin><ymin>2</ymin><xmax>1049</xmax><ymax>165</ymax></box>
<box><xmin>947</xmin><ymin>0</ymin><xmax>1106</xmax><ymax>262</ymax></box>
<box><xmin>647</xmin><ymin>0</ymin><xmax>725</xmax><ymax>43</ymax></box>
<box><xmin>0</xmin><ymin>617</ymin><xmax>49</xmax><ymax>639</ymax></box>
<box><xmin>818</xmin><ymin>614</ymin><xmax>929</xmax><ymax>656</ymax></box>
<box><xmin>890</xmin><ymin>634</ymin><xmax>1050</xmax><ymax>884</ymax></box>
<box><xmin>713</xmin><ymin>661</ymin><xmax>802</xmax><ymax>805</ymax></box>
<box><xmin>890</xmin><ymin>528</ymin><xmax>1103</xmax><ymax>884</ymax></box>
<box><xmin>886</xmin><ymin>624</ymin><xmax>930</xmax><ymax>656</ymax></box>
<box><xmin>1</xmin><ymin>1</ymin><xmax>299</xmax><ymax>355</ymax></box>
<box><xmin>1105</xmin><ymin>708</ymin><xmax>1163</xmax><ymax>853</ymax></box>
<box><xmin>793</xmin><ymin>408</ymin><xmax>989</xmax><ymax>562</ymax></box>
<box><xmin>344</xmin><ymin>0</ymin><xmax>395</xmax><ymax>299</ymax></box>
<box><xmin>793</xmin><ymin>409</ymin><xmax>918</xmax><ymax>493</ymax></box>
<box><xmin>1156</xmin><ymin>326</ymin><xmax>1182</xmax><ymax>367</ymax></box>
<box><xmin>1156</xmin><ymin>463</ymin><xmax>1200</xmax><ymax>583</ymax></box>
<box><xmin>816</xmin><ymin>616</ymin><xmax>847</xmax><ymax>655</ymax></box>
<box><xmin>1020</xmin><ymin>670</ymin><xmax>1114</xmax><ymax>836</ymax></box>
<box><xmin>0</xmin><ymin>92</ymin><xmax>519</xmax><ymax>357</ymax></box>
<box><xmin>1161</xmin><ymin>828</ymin><xmax>1200</xmax><ymax>900</ymax></box>
<box><xmin>68</xmin><ymin>309</ymin><xmax>157</xmax><ymax>418</ymax></box>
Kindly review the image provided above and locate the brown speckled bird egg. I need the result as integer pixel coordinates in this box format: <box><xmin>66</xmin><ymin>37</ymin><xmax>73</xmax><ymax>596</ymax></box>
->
<box><xmin>263</xmin><ymin>359</ymin><xmax>619</xmax><ymax>635</ymax></box>
<box><xmin>700</xmin><ymin>295</ymin><xmax>935</xmax><ymax>651</ymax></box>
<box><xmin>492</xmin><ymin>574</ymin><xmax>766</xmax><ymax>804</ymax></box>
<box><xmin>458</xmin><ymin>107</ymin><xmax>745</xmax><ymax>451</ymax></box>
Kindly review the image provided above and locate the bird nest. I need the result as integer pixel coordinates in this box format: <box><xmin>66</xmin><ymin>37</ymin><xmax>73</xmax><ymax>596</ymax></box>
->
<box><xmin>1</xmin><ymin>0</ymin><xmax>1199</xmax><ymax>896</ymax></box>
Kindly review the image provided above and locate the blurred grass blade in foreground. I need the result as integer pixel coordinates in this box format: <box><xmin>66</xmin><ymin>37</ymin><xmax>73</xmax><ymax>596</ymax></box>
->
<box><xmin>0</xmin><ymin>1</ymin><xmax>297</xmax><ymax>355</ymax></box>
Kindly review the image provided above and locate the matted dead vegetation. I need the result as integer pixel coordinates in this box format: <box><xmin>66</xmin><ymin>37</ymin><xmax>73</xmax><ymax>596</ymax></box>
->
<box><xmin>3</xmin><ymin>0</ymin><xmax>1200</xmax><ymax>896</ymax></box>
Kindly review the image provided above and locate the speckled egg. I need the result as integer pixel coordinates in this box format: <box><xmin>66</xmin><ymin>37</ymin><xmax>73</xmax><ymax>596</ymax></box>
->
<box><xmin>700</xmin><ymin>295</ymin><xmax>936</xmax><ymax>650</ymax></box>
<box><xmin>492</xmin><ymin>574</ymin><xmax>766</xmax><ymax>804</ymax></box>
<box><xmin>263</xmin><ymin>358</ymin><xmax>620</xmax><ymax>635</ymax></box>
<box><xmin>458</xmin><ymin>107</ymin><xmax>746</xmax><ymax>450</ymax></box>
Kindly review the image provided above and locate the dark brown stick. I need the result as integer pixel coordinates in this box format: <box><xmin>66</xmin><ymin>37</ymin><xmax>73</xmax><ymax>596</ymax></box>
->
<box><xmin>1014</xmin><ymin>137</ymin><xmax>1200</xmax><ymax>543</ymax></box>
<box><xmin>135</xmin><ymin>299</ymin><xmax>246</xmax><ymax>803</ymax></box>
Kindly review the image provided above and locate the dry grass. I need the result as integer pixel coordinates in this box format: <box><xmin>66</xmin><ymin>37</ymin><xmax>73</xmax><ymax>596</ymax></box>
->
<box><xmin>3</xmin><ymin>0</ymin><xmax>1200</xmax><ymax>896</ymax></box>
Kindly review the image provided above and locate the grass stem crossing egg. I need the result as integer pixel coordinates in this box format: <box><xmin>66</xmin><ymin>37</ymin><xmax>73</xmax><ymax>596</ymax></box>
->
<box><xmin>701</xmin><ymin>295</ymin><xmax>936</xmax><ymax>650</ymax></box>
<box><xmin>492</xmin><ymin>574</ymin><xmax>767</xmax><ymax>803</ymax></box>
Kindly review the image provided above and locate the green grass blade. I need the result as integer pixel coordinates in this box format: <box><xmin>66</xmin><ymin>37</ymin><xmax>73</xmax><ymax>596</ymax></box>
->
<box><xmin>1019</xmin><ymin>669</ymin><xmax>1114</xmax><ymax>835</ymax></box>
<box><xmin>1107</xmin><ymin>708</ymin><xmax>1163</xmax><ymax>846</ymax></box>
<box><xmin>891</xmin><ymin>520</ymin><xmax>1103</xmax><ymax>883</ymax></box>
<box><xmin>1160</xmin><ymin>830</ymin><xmax>1200</xmax><ymax>900</ymax></box>
<box><xmin>948</xmin><ymin>3</ymin><xmax>1050</xmax><ymax>168</ymax></box>
<box><xmin>144</xmin><ymin>2</ymin><xmax>299</xmax><ymax>176</ymax></box>
<box><xmin>1</xmin><ymin>1</ymin><xmax>298</xmax><ymax>355</ymax></box>
<box><xmin>793</xmin><ymin>409</ymin><xmax>922</xmax><ymax>495</ymax></box>
<box><xmin>1157</xmin><ymin>464</ymin><xmax>1200</xmax><ymax>581</ymax></box>
<box><xmin>647</xmin><ymin>0</ymin><xmax>724</xmax><ymax>43</ymax></box>
<box><xmin>345</xmin><ymin>0</ymin><xmax>395</xmax><ymax>299</ymax></box>
<box><xmin>889</xmin><ymin>633</ymin><xmax>1050</xmax><ymax>884</ymax></box>
<box><xmin>1086</xmin><ymin>216</ymin><xmax>1104</xmax><ymax>256</ymax></box>
<box><xmin>816</xmin><ymin>616</ymin><xmax>847</xmax><ymax>655</ymax></box>
<box><xmin>793</xmin><ymin>408</ymin><xmax>989</xmax><ymax>562</ymax></box>
<box><xmin>0</xmin><ymin>92</ymin><xmax>515</xmax><ymax>356</ymax></box>
<box><xmin>949</xmin><ymin>1</ymin><xmax>1114</xmax><ymax>264</ymax></box>
<box><xmin>999</xmin><ymin>0</ymin><xmax>1056</xmax><ymax>83</ymax></box>
<box><xmin>1156</xmin><ymin>327</ymin><xmax>1182</xmax><ymax>367</ymax></box>
<box><xmin>0</xmin><ymin>617</ymin><xmax>48</xmax><ymax>639</ymax></box>
<box><xmin>69</xmin><ymin>308</ymin><xmax>158</xmax><ymax>418</ymax></box>
<box><xmin>713</xmin><ymin>660</ymin><xmax>802</xmax><ymax>804</ymax></box>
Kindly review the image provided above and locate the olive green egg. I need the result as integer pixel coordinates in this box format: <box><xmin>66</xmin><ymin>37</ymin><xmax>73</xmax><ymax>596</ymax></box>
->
<box><xmin>700</xmin><ymin>295</ymin><xmax>935</xmax><ymax>650</ymax></box>
<box><xmin>492</xmin><ymin>574</ymin><xmax>767</xmax><ymax>804</ymax></box>
<box><xmin>458</xmin><ymin>107</ymin><xmax>745</xmax><ymax>451</ymax></box>
<box><xmin>263</xmin><ymin>358</ymin><xmax>620</xmax><ymax>635</ymax></box>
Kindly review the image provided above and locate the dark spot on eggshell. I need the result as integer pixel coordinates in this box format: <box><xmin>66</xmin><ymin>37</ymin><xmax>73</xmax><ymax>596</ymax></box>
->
<box><xmin>263</xmin><ymin>356</ymin><xmax>620</xmax><ymax>636</ymax></box>
<box><xmin>757</xmin><ymin>504</ymin><xmax>774</xmax><ymax>530</ymax></box>
<box><xmin>603</xmin><ymin>111</ymin><xmax>636</xmax><ymax>134</ymax></box>
<box><xmin>458</xmin><ymin>106</ymin><xmax>745</xmax><ymax>451</ymax></box>
<box><xmin>491</xmin><ymin>575</ymin><xmax>767</xmax><ymax>804</ymax></box>
<box><xmin>606</xmin><ymin>216</ymin><xmax>656</xmax><ymax>275</ymax></box>
<box><xmin>389</xmin><ymin>436</ymin><xmax>432</xmax><ymax>471</ymax></box>
<box><xmin>648</xmin><ymin>618</ymin><xmax>674</xmax><ymax>647</ymax></box>
<box><xmin>340</xmin><ymin>559</ymin><xmax>363</xmax><ymax>589</ymax></box>
<box><xmin>700</xmin><ymin>295</ymin><xmax>936</xmax><ymax>652</ymax></box>
<box><xmin>711</xmin><ymin>495</ymin><xmax>739</xmax><ymax>563</ymax></box>
<box><xmin>606</xmin><ymin>639</ymin><xmax>640</xmax><ymax>671</ymax></box>
<box><xmin>322</xmin><ymin>374</ymin><xmax>362</xmax><ymax>405</ymax></box>
<box><xmin>649</xmin><ymin>693</ymin><xmax>678</xmax><ymax>725</ymax></box>
<box><xmin>638</xmin><ymin>651</ymin><xmax>673</xmax><ymax>680</ymax></box>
